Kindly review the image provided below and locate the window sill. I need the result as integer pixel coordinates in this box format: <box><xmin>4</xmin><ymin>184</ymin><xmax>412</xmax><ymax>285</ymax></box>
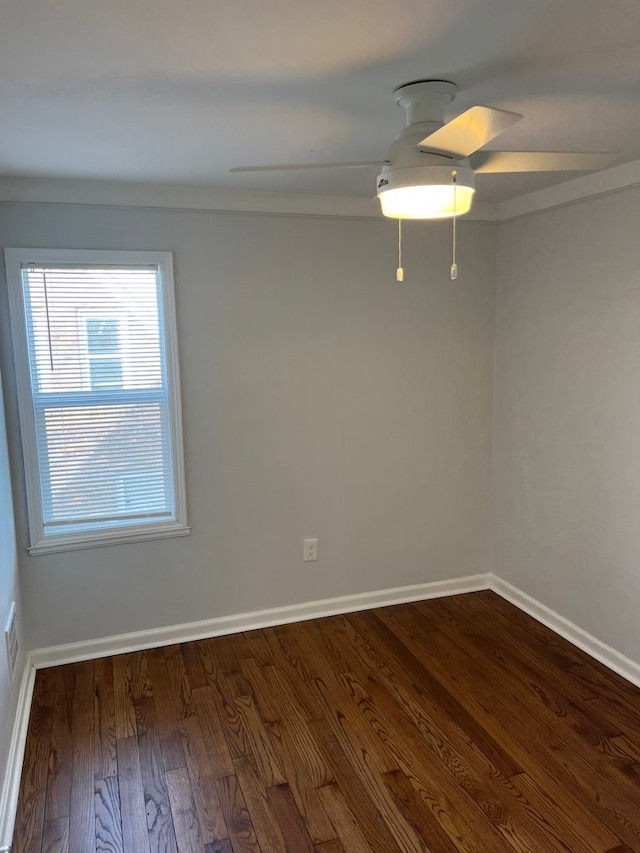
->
<box><xmin>27</xmin><ymin>523</ymin><xmax>191</xmax><ymax>556</ymax></box>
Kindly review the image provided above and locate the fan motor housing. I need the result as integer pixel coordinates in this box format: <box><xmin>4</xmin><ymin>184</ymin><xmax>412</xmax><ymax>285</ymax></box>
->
<box><xmin>377</xmin><ymin>163</ymin><xmax>475</xmax><ymax>192</ymax></box>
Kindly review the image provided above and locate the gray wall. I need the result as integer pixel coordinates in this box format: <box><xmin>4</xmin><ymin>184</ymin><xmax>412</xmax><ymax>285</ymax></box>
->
<box><xmin>0</xmin><ymin>203</ymin><xmax>497</xmax><ymax>649</ymax></box>
<box><xmin>493</xmin><ymin>186</ymin><xmax>640</xmax><ymax>662</ymax></box>
<box><xmin>0</xmin><ymin>361</ymin><xmax>23</xmax><ymax>801</ymax></box>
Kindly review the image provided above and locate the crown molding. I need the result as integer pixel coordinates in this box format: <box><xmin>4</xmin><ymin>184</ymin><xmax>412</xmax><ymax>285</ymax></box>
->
<box><xmin>495</xmin><ymin>158</ymin><xmax>640</xmax><ymax>221</ymax></box>
<box><xmin>3</xmin><ymin>160</ymin><xmax>638</xmax><ymax>222</ymax></box>
<box><xmin>0</xmin><ymin>176</ymin><xmax>498</xmax><ymax>221</ymax></box>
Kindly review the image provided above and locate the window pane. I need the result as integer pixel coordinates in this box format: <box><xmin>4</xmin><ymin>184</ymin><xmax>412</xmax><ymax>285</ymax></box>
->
<box><xmin>40</xmin><ymin>400</ymin><xmax>172</xmax><ymax>531</ymax></box>
<box><xmin>89</xmin><ymin>358</ymin><xmax>123</xmax><ymax>389</ymax></box>
<box><xmin>86</xmin><ymin>317</ymin><xmax>120</xmax><ymax>354</ymax></box>
<box><xmin>24</xmin><ymin>267</ymin><xmax>163</xmax><ymax>395</ymax></box>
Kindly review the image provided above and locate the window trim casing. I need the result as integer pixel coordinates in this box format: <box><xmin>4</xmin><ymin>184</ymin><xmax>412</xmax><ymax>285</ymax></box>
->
<box><xmin>5</xmin><ymin>248</ymin><xmax>190</xmax><ymax>555</ymax></box>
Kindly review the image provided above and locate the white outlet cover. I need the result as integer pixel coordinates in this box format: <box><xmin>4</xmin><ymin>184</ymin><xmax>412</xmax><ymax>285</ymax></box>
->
<box><xmin>303</xmin><ymin>538</ymin><xmax>318</xmax><ymax>561</ymax></box>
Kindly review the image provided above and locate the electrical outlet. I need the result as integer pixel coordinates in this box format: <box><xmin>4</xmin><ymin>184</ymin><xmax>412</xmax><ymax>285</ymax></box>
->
<box><xmin>303</xmin><ymin>538</ymin><xmax>318</xmax><ymax>562</ymax></box>
<box><xmin>4</xmin><ymin>602</ymin><xmax>18</xmax><ymax>681</ymax></box>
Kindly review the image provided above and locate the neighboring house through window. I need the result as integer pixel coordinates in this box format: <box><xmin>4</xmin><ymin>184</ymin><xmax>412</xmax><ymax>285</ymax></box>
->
<box><xmin>5</xmin><ymin>248</ymin><xmax>189</xmax><ymax>554</ymax></box>
<box><xmin>84</xmin><ymin>316</ymin><xmax>124</xmax><ymax>390</ymax></box>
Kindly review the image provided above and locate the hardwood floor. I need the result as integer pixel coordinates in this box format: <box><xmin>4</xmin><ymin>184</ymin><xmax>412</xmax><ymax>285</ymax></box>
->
<box><xmin>12</xmin><ymin>591</ymin><xmax>640</xmax><ymax>852</ymax></box>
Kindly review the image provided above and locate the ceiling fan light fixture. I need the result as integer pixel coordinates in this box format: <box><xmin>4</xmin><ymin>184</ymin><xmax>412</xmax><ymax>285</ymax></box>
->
<box><xmin>377</xmin><ymin>164</ymin><xmax>475</xmax><ymax>219</ymax></box>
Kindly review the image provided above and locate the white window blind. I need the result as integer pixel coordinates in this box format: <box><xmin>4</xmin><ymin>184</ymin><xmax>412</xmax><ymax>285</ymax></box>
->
<box><xmin>6</xmin><ymin>249</ymin><xmax>189</xmax><ymax>554</ymax></box>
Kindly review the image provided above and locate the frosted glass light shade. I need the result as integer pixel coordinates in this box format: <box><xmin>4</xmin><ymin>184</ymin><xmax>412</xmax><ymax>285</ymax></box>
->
<box><xmin>379</xmin><ymin>184</ymin><xmax>474</xmax><ymax>219</ymax></box>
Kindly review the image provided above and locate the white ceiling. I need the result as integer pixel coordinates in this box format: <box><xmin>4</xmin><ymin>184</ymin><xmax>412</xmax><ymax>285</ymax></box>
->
<box><xmin>2</xmin><ymin>0</ymin><xmax>640</xmax><ymax>204</ymax></box>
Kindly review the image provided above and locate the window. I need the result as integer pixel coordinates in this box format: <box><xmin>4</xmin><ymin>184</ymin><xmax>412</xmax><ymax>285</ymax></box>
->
<box><xmin>5</xmin><ymin>249</ymin><xmax>189</xmax><ymax>554</ymax></box>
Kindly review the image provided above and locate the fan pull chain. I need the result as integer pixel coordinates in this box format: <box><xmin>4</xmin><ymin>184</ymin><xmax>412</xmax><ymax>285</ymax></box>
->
<box><xmin>450</xmin><ymin>170</ymin><xmax>458</xmax><ymax>280</ymax></box>
<box><xmin>396</xmin><ymin>218</ymin><xmax>404</xmax><ymax>282</ymax></box>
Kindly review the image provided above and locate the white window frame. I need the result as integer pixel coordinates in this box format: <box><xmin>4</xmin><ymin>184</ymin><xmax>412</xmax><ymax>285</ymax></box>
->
<box><xmin>5</xmin><ymin>248</ymin><xmax>190</xmax><ymax>555</ymax></box>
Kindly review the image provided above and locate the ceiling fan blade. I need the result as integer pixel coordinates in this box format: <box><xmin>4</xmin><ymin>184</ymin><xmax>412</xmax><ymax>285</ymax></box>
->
<box><xmin>230</xmin><ymin>161</ymin><xmax>387</xmax><ymax>173</ymax></box>
<box><xmin>471</xmin><ymin>151</ymin><xmax>613</xmax><ymax>173</ymax></box>
<box><xmin>418</xmin><ymin>106</ymin><xmax>522</xmax><ymax>158</ymax></box>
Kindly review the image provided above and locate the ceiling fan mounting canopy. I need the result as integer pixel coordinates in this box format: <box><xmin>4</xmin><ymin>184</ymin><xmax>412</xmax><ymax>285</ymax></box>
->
<box><xmin>393</xmin><ymin>80</ymin><xmax>458</xmax><ymax>126</ymax></box>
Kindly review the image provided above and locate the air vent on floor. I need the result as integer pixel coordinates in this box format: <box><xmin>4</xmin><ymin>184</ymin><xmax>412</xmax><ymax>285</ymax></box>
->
<box><xmin>5</xmin><ymin>601</ymin><xmax>18</xmax><ymax>681</ymax></box>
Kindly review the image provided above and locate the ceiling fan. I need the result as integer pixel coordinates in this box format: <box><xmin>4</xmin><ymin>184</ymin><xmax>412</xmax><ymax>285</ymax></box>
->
<box><xmin>231</xmin><ymin>80</ymin><xmax>611</xmax><ymax>219</ymax></box>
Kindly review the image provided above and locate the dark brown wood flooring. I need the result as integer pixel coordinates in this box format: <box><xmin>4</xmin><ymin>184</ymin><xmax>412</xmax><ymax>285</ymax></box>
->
<box><xmin>13</xmin><ymin>590</ymin><xmax>640</xmax><ymax>852</ymax></box>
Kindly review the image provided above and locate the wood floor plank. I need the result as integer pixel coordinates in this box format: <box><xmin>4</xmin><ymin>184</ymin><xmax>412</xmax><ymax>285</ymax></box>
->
<box><xmin>588</xmin><ymin>693</ymin><xmax>640</xmax><ymax>747</ymax></box>
<box><xmin>262</xmin><ymin>629</ymin><xmax>326</xmax><ymax>723</ymax></box>
<box><xmin>204</xmin><ymin>841</ymin><xmax>234</xmax><ymax>853</ymax></box>
<box><xmin>165</xmin><ymin>645</ymin><xmax>196</xmax><ymax>720</ymax></box>
<box><xmin>94</xmin><ymin>657</ymin><xmax>117</xmax><ymax>781</ymax></box>
<box><xmin>192</xmin><ymin>686</ymin><xmax>235</xmax><ymax>778</ymax></box>
<box><xmin>41</xmin><ymin>816</ymin><xmax>69</xmax><ymax>853</ymax></box>
<box><xmin>196</xmin><ymin>661</ymin><xmax>254</xmax><ymax>762</ymax></box>
<box><xmin>382</xmin><ymin>769</ymin><xmax>461</xmax><ymax>853</ymax></box>
<box><xmin>113</xmin><ymin>654</ymin><xmax>138</xmax><ymax>740</ymax></box>
<box><xmin>95</xmin><ymin>775</ymin><xmax>124</xmax><ymax>853</ymax></box>
<box><xmin>45</xmin><ymin>666</ymin><xmax>74</xmax><ymax>821</ymax></box>
<box><xmin>165</xmin><ymin>766</ymin><xmax>205</xmax><ymax>853</ymax></box>
<box><xmin>203</xmin><ymin>634</ymin><xmax>244</xmax><ymax>679</ymax></box>
<box><xmin>231</xmin><ymin>757</ymin><xmax>285</xmax><ymax>851</ymax></box>
<box><xmin>117</xmin><ymin>735</ymin><xmax>151</xmax><ymax>853</ymax></box>
<box><xmin>298</xmin><ymin>629</ymin><xmax>399</xmax><ymax>778</ymax></box>
<box><xmin>146</xmin><ymin>648</ymin><xmax>187</xmax><ymax>772</ymax></box>
<box><xmin>191</xmin><ymin>638</ymin><xmax>225</xmax><ymax>686</ymax></box>
<box><xmin>238</xmin><ymin>658</ymin><xmax>281</xmax><ymax>725</ymax></box>
<box><xmin>216</xmin><ymin>769</ymin><xmax>262</xmax><ymax>853</ymax></box>
<box><xmin>180</xmin><ymin>714</ymin><xmax>229</xmax><ymax>845</ymax></box>
<box><xmin>246</xmin><ymin>663</ymin><xmax>335</xmax><ymax>843</ymax></box>
<box><xmin>316</xmin><ymin>782</ymin><xmax>375</xmax><ymax>853</ymax></box>
<box><xmin>135</xmin><ymin>694</ymin><xmax>179</xmax><ymax>853</ymax></box>
<box><xmin>14</xmin><ymin>594</ymin><xmax>640</xmax><ymax>853</ymax></box>
<box><xmin>130</xmin><ymin>651</ymin><xmax>154</xmax><ymax>701</ymax></box>
<box><xmin>307</xmin><ymin>719</ymin><xmax>407</xmax><ymax>853</ymax></box>
<box><xmin>232</xmin><ymin>692</ymin><xmax>287</xmax><ymax>788</ymax></box>
<box><xmin>314</xmin><ymin>841</ymin><xmax>345</xmax><ymax>853</ymax></box>
<box><xmin>240</xmin><ymin>630</ymin><xmax>274</xmax><ymax>669</ymax></box>
<box><xmin>267</xmin><ymin>623</ymin><xmax>324</xmax><ymax>684</ymax></box>
<box><xmin>265</xmin><ymin>783</ymin><xmax>315</xmax><ymax>852</ymax></box>
<box><xmin>605</xmin><ymin>734</ymin><xmax>640</xmax><ymax>779</ymax></box>
<box><xmin>68</xmin><ymin>661</ymin><xmax>96</xmax><ymax>853</ymax></box>
<box><xmin>180</xmin><ymin>642</ymin><xmax>210</xmax><ymax>690</ymax></box>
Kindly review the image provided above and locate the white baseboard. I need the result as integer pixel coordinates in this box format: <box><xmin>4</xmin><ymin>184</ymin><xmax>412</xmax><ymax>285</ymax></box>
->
<box><xmin>0</xmin><ymin>658</ymin><xmax>36</xmax><ymax>850</ymax></box>
<box><xmin>490</xmin><ymin>575</ymin><xmax>640</xmax><ymax>689</ymax></box>
<box><xmin>30</xmin><ymin>573</ymin><xmax>492</xmax><ymax>669</ymax></box>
